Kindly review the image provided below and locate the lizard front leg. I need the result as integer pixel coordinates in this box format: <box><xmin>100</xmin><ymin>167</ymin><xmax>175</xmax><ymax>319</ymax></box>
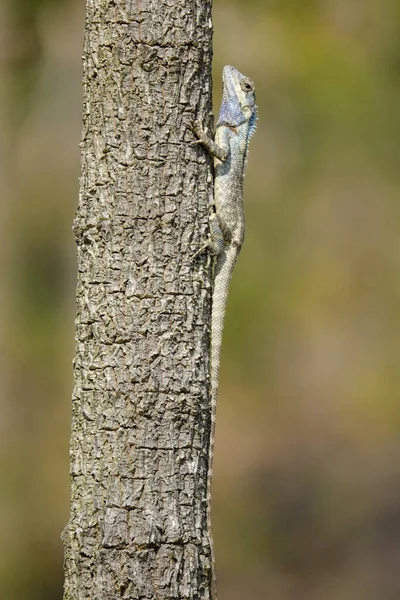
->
<box><xmin>190</xmin><ymin>120</ymin><xmax>228</xmax><ymax>162</ymax></box>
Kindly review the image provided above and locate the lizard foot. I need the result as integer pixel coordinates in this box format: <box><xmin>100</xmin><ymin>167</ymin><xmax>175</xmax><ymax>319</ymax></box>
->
<box><xmin>189</xmin><ymin>120</ymin><xmax>209</xmax><ymax>145</ymax></box>
<box><xmin>190</xmin><ymin>239</ymin><xmax>213</xmax><ymax>263</ymax></box>
<box><xmin>191</xmin><ymin>215</ymin><xmax>224</xmax><ymax>262</ymax></box>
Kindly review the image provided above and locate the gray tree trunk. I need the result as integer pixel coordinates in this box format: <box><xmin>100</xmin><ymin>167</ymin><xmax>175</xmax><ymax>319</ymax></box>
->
<box><xmin>62</xmin><ymin>1</ymin><xmax>214</xmax><ymax>598</ymax></box>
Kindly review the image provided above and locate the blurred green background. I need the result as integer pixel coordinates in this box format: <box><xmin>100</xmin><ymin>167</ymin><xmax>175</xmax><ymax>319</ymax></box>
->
<box><xmin>2</xmin><ymin>0</ymin><xmax>400</xmax><ymax>598</ymax></box>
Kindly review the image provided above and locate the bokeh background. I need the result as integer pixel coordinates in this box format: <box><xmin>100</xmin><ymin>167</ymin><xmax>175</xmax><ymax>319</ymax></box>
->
<box><xmin>2</xmin><ymin>1</ymin><xmax>400</xmax><ymax>598</ymax></box>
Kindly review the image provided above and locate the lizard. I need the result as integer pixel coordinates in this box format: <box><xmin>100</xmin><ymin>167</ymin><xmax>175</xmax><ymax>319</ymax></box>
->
<box><xmin>191</xmin><ymin>64</ymin><xmax>257</xmax><ymax>599</ymax></box>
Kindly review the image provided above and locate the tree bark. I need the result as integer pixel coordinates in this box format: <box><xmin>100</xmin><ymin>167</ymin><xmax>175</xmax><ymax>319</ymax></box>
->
<box><xmin>63</xmin><ymin>1</ymin><xmax>214</xmax><ymax>598</ymax></box>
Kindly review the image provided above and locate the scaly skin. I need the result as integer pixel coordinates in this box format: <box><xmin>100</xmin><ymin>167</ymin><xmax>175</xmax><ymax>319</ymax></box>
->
<box><xmin>192</xmin><ymin>65</ymin><xmax>257</xmax><ymax>599</ymax></box>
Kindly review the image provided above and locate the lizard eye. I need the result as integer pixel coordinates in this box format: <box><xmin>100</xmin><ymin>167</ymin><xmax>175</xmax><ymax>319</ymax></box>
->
<box><xmin>240</xmin><ymin>78</ymin><xmax>254</xmax><ymax>92</ymax></box>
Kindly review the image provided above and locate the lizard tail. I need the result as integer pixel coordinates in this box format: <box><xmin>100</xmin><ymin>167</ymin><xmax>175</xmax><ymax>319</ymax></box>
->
<box><xmin>207</xmin><ymin>247</ymin><xmax>238</xmax><ymax>600</ymax></box>
<box><xmin>210</xmin><ymin>248</ymin><xmax>237</xmax><ymax>398</ymax></box>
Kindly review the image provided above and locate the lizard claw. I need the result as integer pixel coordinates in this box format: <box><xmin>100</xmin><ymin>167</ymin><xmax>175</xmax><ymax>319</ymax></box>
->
<box><xmin>191</xmin><ymin>236</ymin><xmax>222</xmax><ymax>264</ymax></box>
<box><xmin>191</xmin><ymin>213</ymin><xmax>225</xmax><ymax>263</ymax></box>
<box><xmin>190</xmin><ymin>241</ymin><xmax>210</xmax><ymax>263</ymax></box>
<box><xmin>189</xmin><ymin>119</ymin><xmax>207</xmax><ymax>142</ymax></box>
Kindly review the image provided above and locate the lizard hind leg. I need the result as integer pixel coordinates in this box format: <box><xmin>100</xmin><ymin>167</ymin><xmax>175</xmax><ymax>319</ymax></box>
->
<box><xmin>191</xmin><ymin>213</ymin><xmax>225</xmax><ymax>261</ymax></box>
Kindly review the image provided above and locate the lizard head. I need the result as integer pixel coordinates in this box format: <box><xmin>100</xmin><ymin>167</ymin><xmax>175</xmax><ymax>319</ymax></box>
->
<box><xmin>216</xmin><ymin>65</ymin><xmax>257</xmax><ymax>129</ymax></box>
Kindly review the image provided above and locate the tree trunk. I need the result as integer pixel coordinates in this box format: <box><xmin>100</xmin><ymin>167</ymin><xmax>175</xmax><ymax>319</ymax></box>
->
<box><xmin>63</xmin><ymin>1</ymin><xmax>214</xmax><ymax>598</ymax></box>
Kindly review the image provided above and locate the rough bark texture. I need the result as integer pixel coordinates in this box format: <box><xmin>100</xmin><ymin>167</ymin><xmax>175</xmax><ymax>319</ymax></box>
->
<box><xmin>63</xmin><ymin>1</ymin><xmax>214</xmax><ymax>598</ymax></box>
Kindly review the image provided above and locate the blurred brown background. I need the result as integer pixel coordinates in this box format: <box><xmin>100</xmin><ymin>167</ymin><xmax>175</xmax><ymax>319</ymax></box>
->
<box><xmin>2</xmin><ymin>1</ymin><xmax>400</xmax><ymax>599</ymax></box>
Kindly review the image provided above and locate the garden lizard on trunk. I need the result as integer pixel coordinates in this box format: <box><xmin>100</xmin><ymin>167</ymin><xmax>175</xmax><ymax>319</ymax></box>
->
<box><xmin>191</xmin><ymin>64</ymin><xmax>257</xmax><ymax>599</ymax></box>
